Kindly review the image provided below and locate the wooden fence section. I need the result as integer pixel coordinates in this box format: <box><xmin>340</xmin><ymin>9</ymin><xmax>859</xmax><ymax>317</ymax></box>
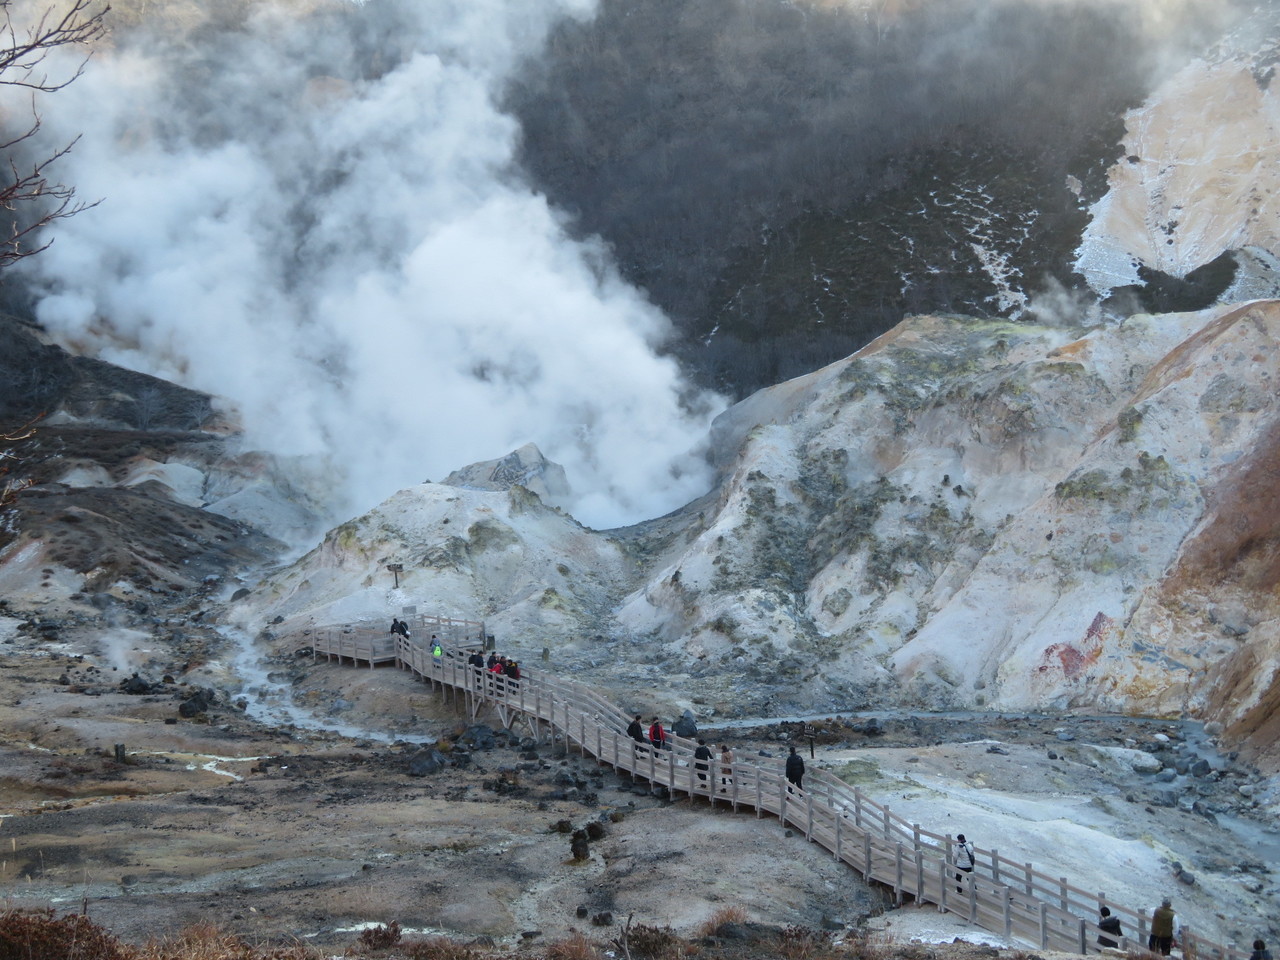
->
<box><xmin>309</xmin><ymin>625</ymin><xmax>1240</xmax><ymax>960</ymax></box>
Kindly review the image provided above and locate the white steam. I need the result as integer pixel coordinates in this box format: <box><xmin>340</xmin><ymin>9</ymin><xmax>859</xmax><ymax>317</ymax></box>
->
<box><xmin>14</xmin><ymin>0</ymin><xmax>724</xmax><ymax>531</ymax></box>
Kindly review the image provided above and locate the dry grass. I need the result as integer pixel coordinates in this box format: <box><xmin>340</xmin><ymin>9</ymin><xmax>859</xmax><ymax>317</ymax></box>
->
<box><xmin>357</xmin><ymin>921</ymin><xmax>403</xmax><ymax>951</ymax></box>
<box><xmin>841</xmin><ymin>929</ymin><xmax>896</xmax><ymax>960</ymax></box>
<box><xmin>135</xmin><ymin>922</ymin><xmax>323</xmax><ymax>960</ymax></box>
<box><xmin>619</xmin><ymin>923</ymin><xmax>682</xmax><ymax>960</ymax></box>
<box><xmin>401</xmin><ymin>936</ymin><xmax>481</xmax><ymax>960</ymax></box>
<box><xmin>545</xmin><ymin>931</ymin><xmax>602</xmax><ymax>960</ymax></box>
<box><xmin>0</xmin><ymin>908</ymin><xmax>132</xmax><ymax>960</ymax></box>
<box><xmin>776</xmin><ymin>925</ymin><xmax>834</xmax><ymax>960</ymax></box>
<box><xmin>695</xmin><ymin>906</ymin><xmax>751</xmax><ymax>938</ymax></box>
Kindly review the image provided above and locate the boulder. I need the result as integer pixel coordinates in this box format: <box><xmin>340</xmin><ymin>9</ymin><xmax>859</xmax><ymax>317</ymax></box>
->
<box><xmin>407</xmin><ymin>748</ymin><xmax>449</xmax><ymax>776</ymax></box>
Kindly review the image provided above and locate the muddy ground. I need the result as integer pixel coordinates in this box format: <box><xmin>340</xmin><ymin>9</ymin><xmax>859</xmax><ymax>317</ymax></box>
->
<box><xmin>0</xmin><ymin>637</ymin><xmax>1276</xmax><ymax>957</ymax></box>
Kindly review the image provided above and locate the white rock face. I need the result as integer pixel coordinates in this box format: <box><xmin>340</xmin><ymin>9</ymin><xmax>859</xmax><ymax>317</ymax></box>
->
<box><xmin>1076</xmin><ymin>36</ymin><xmax>1280</xmax><ymax>301</ymax></box>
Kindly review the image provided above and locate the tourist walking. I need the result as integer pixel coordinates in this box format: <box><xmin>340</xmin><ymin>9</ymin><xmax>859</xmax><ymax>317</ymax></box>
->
<box><xmin>954</xmin><ymin>833</ymin><xmax>975</xmax><ymax>893</ymax></box>
<box><xmin>785</xmin><ymin>745</ymin><xmax>805</xmax><ymax>791</ymax></box>
<box><xmin>1148</xmin><ymin>898</ymin><xmax>1176</xmax><ymax>956</ymax></box>
<box><xmin>431</xmin><ymin>636</ymin><xmax>443</xmax><ymax>665</ymax></box>
<box><xmin>1097</xmin><ymin>906</ymin><xmax>1122</xmax><ymax>947</ymax></box>
<box><xmin>719</xmin><ymin>744</ymin><xmax>734</xmax><ymax>792</ymax></box>
<box><xmin>627</xmin><ymin>715</ymin><xmax>645</xmax><ymax>754</ymax></box>
<box><xmin>1250</xmin><ymin>939</ymin><xmax>1271</xmax><ymax>960</ymax></box>
<box><xmin>694</xmin><ymin>739</ymin><xmax>712</xmax><ymax>786</ymax></box>
<box><xmin>648</xmin><ymin>717</ymin><xmax>668</xmax><ymax>751</ymax></box>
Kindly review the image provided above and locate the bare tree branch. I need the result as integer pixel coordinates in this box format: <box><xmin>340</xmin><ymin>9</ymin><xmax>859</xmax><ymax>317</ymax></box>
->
<box><xmin>0</xmin><ymin>0</ymin><xmax>109</xmax><ymax>268</ymax></box>
<box><xmin>0</xmin><ymin>414</ymin><xmax>42</xmax><ymax>508</ymax></box>
<box><xmin>1</xmin><ymin>0</ymin><xmax>108</xmax><ymax>92</ymax></box>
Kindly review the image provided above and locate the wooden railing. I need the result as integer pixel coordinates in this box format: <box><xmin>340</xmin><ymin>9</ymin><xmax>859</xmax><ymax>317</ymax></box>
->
<box><xmin>308</xmin><ymin>624</ymin><xmax>1240</xmax><ymax>960</ymax></box>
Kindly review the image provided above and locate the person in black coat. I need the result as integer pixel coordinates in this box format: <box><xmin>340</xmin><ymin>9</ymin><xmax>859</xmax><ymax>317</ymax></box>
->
<box><xmin>626</xmin><ymin>714</ymin><xmax>645</xmax><ymax>752</ymax></box>
<box><xmin>694</xmin><ymin>739</ymin><xmax>713</xmax><ymax>785</ymax></box>
<box><xmin>1097</xmin><ymin>906</ymin><xmax>1123</xmax><ymax>947</ymax></box>
<box><xmin>785</xmin><ymin>746</ymin><xmax>805</xmax><ymax>791</ymax></box>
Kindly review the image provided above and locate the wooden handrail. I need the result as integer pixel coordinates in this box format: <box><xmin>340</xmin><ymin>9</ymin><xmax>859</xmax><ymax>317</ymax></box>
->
<box><xmin>306</xmin><ymin>624</ymin><xmax>1238</xmax><ymax>959</ymax></box>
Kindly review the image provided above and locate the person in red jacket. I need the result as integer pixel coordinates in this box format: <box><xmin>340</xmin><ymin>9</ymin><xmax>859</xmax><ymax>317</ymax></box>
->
<box><xmin>648</xmin><ymin>717</ymin><xmax>668</xmax><ymax>750</ymax></box>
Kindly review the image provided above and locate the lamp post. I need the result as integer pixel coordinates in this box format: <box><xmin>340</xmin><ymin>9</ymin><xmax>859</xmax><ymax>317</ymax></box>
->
<box><xmin>386</xmin><ymin>563</ymin><xmax>403</xmax><ymax>589</ymax></box>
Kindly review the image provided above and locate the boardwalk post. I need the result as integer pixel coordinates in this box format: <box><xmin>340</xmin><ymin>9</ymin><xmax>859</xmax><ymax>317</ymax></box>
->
<box><xmin>991</xmin><ymin>849</ymin><xmax>1000</xmax><ymax>884</ymax></box>
<box><xmin>967</xmin><ymin>872</ymin><xmax>977</xmax><ymax>923</ymax></box>
<box><xmin>915</xmin><ymin>848</ymin><xmax>924</xmax><ymax>901</ymax></box>
<box><xmin>1002</xmin><ymin>886</ymin><xmax>1012</xmax><ymax>937</ymax></box>
<box><xmin>1025</xmin><ymin>862</ymin><xmax>1034</xmax><ymax>897</ymax></box>
<box><xmin>1039</xmin><ymin>902</ymin><xmax>1049</xmax><ymax>948</ymax></box>
<box><xmin>1060</xmin><ymin>877</ymin><xmax>1069</xmax><ymax>912</ymax></box>
<box><xmin>863</xmin><ymin>831</ymin><xmax>872</xmax><ymax>877</ymax></box>
<box><xmin>894</xmin><ymin>842</ymin><xmax>904</xmax><ymax>904</ymax></box>
<box><xmin>939</xmin><ymin>860</ymin><xmax>948</xmax><ymax>912</ymax></box>
<box><xmin>1077</xmin><ymin>917</ymin><xmax>1087</xmax><ymax>955</ymax></box>
<box><xmin>853</xmin><ymin>788</ymin><xmax>863</xmax><ymax>827</ymax></box>
<box><xmin>806</xmin><ymin>792</ymin><xmax>814</xmax><ymax>840</ymax></box>
<box><xmin>835</xmin><ymin>812</ymin><xmax>843</xmax><ymax>862</ymax></box>
<box><xmin>913</xmin><ymin>823</ymin><xmax>921</xmax><ymax>851</ymax></box>
<box><xmin>883</xmin><ymin>803</ymin><xmax>892</xmax><ymax>839</ymax></box>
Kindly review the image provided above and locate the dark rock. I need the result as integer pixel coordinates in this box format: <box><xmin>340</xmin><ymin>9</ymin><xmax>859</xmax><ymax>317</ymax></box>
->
<box><xmin>986</xmin><ymin>745</ymin><xmax>1009</xmax><ymax>755</ymax></box>
<box><xmin>1047</xmin><ymin>751</ymin><xmax>1058</xmax><ymax>760</ymax></box>
<box><xmin>591</xmin><ymin>912</ymin><xmax>613</xmax><ymax>927</ymax></box>
<box><xmin>1155</xmin><ymin>769</ymin><xmax>1177</xmax><ymax>783</ymax></box>
<box><xmin>673</xmin><ymin>710</ymin><xmax>698</xmax><ymax>738</ymax></box>
<box><xmin>1190</xmin><ymin>759</ymin><xmax>1212</xmax><ymax>778</ymax></box>
<box><xmin>585</xmin><ymin>821</ymin><xmax>606</xmax><ymax>841</ymax></box>
<box><xmin>576</xmin><ymin>906</ymin><xmax>589</xmax><ymax>918</ymax></box>
<box><xmin>520</xmin><ymin>931</ymin><xmax>541</xmax><ymax>941</ymax></box>
<box><xmin>570</xmin><ymin>832</ymin><xmax>590</xmax><ymax>860</ymax></box>
<box><xmin>407</xmin><ymin>748</ymin><xmax>449</xmax><ymax>776</ymax></box>
<box><xmin>1056</xmin><ymin>732</ymin><xmax>1075</xmax><ymax>742</ymax></box>
<box><xmin>1177</xmin><ymin>871</ymin><xmax>1196</xmax><ymax>886</ymax></box>
<box><xmin>553</xmin><ymin>819</ymin><xmax>573</xmax><ymax>833</ymax></box>
<box><xmin>460</xmin><ymin>724</ymin><xmax>498</xmax><ymax>750</ymax></box>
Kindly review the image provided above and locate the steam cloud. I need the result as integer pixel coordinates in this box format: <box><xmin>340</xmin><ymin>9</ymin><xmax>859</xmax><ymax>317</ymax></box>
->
<box><xmin>11</xmin><ymin>0</ymin><xmax>724</xmax><ymax>532</ymax></box>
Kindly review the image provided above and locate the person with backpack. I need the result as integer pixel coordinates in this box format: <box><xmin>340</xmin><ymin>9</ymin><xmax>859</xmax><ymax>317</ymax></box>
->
<box><xmin>785</xmin><ymin>746</ymin><xmax>805</xmax><ymax>791</ymax></box>
<box><xmin>1097</xmin><ymin>906</ymin><xmax>1123</xmax><ymax>947</ymax></box>
<box><xmin>431</xmin><ymin>637</ymin><xmax>443</xmax><ymax>665</ymax></box>
<box><xmin>627</xmin><ymin>715</ymin><xmax>645</xmax><ymax>754</ymax></box>
<box><xmin>954</xmin><ymin>833</ymin><xmax>975</xmax><ymax>893</ymax></box>
<box><xmin>694</xmin><ymin>739</ymin><xmax>712</xmax><ymax>786</ymax></box>
<box><xmin>1250</xmin><ymin>939</ymin><xmax>1272</xmax><ymax>960</ymax></box>
<box><xmin>648</xmin><ymin>717</ymin><xmax>668</xmax><ymax>751</ymax></box>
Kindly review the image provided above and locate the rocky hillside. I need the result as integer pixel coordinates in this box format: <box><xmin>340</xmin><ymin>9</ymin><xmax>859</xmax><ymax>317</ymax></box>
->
<box><xmin>219</xmin><ymin>6</ymin><xmax>1280</xmax><ymax>778</ymax></box>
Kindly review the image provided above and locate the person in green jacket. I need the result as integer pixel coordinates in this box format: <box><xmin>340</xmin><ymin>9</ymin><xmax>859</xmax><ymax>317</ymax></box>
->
<box><xmin>1148</xmin><ymin>899</ymin><xmax>1175</xmax><ymax>955</ymax></box>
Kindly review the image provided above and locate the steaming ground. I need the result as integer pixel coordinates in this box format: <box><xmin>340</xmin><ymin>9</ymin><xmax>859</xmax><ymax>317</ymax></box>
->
<box><xmin>11</xmin><ymin>0</ymin><xmax>723</xmax><ymax>532</ymax></box>
<box><xmin>5</xmin><ymin>0</ymin><xmax>1255</xmax><ymax>534</ymax></box>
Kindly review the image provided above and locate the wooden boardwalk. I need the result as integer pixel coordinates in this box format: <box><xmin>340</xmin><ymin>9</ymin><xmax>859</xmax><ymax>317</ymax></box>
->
<box><xmin>309</xmin><ymin>622</ymin><xmax>1240</xmax><ymax>960</ymax></box>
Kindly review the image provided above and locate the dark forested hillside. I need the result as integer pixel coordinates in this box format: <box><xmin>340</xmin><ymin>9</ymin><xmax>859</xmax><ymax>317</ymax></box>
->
<box><xmin>505</xmin><ymin>0</ymin><xmax>1243</xmax><ymax>397</ymax></box>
